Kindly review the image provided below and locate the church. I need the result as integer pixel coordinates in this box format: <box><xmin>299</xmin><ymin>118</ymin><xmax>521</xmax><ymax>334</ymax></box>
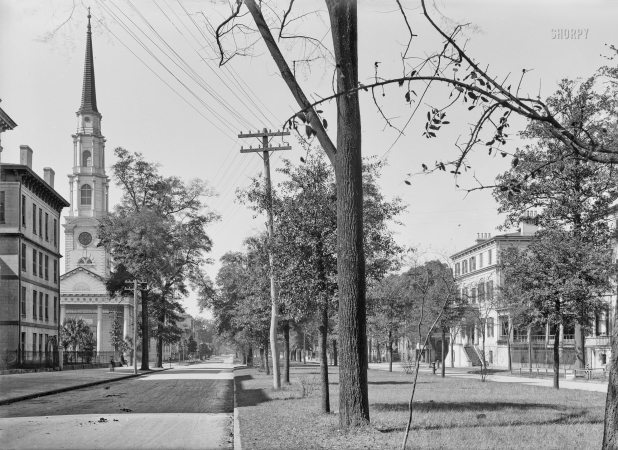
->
<box><xmin>59</xmin><ymin>13</ymin><xmax>134</xmax><ymax>353</ymax></box>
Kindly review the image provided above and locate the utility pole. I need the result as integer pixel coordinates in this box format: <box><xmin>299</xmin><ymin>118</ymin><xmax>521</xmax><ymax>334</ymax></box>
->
<box><xmin>125</xmin><ymin>280</ymin><xmax>146</xmax><ymax>375</ymax></box>
<box><xmin>238</xmin><ymin>128</ymin><xmax>291</xmax><ymax>389</ymax></box>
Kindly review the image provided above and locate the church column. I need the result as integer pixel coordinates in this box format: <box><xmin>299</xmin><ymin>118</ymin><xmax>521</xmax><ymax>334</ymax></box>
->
<box><xmin>91</xmin><ymin>179</ymin><xmax>96</xmax><ymax>213</ymax></box>
<box><xmin>123</xmin><ymin>304</ymin><xmax>130</xmax><ymax>340</ymax></box>
<box><xmin>96</xmin><ymin>305</ymin><xmax>103</xmax><ymax>352</ymax></box>
<box><xmin>68</xmin><ymin>180</ymin><xmax>74</xmax><ymax>217</ymax></box>
<box><xmin>60</xmin><ymin>304</ymin><xmax>66</xmax><ymax>324</ymax></box>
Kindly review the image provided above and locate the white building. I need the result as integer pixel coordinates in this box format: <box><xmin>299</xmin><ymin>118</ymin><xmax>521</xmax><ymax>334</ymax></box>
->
<box><xmin>59</xmin><ymin>12</ymin><xmax>133</xmax><ymax>353</ymax></box>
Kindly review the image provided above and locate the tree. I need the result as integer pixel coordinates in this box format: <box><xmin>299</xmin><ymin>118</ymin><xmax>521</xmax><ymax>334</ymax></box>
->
<box><xmin>494</xmin><ymin>81</ymin><xmax>618</xmax><ymax>367</ymax></box>
<box><xmin>108</xmin><ymin>310</ymin><xmax>124</xmax><ymax>355</ymax></box>
<box><xmin>500</xmin><ymin>229</ymin><xmax>616</xmax><ymax>389</ymax></box>
<box><xmin>401</xmin><ymin>258</ymin><xmax>459</xmax><ymax>448</ymax></box>
<box><xmin>60</xmin><ymin>317</ymin><xmax>95</xmax><ymax>352</ymax></box>
<box><xmin>239</xmin><ymin>148</ymin><xmax>405</xmax><ymax>412</ymax></box>
<box><xmin>187</xmin><ymin>335</ymin><xmax>198</xmax><ymax>354</ymax></box>
<box><xmin>367</xmin><ymin>274</ymin><xmax>409</xmax><ymax>373</ymax></box>
<box><xmin>99</xmin><ymin>148</ymin><xmax>217</xmax><ymax>370</ymax></box>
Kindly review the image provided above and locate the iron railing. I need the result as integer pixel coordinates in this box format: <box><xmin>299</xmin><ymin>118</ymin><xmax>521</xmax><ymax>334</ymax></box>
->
<box><xmin>1</xmin><ymin>350</ymin><xmax>59</xmax><ymax>370</ymax></box>
<box><xmin>63</xmin><ymin>350</ymin><xmax>116</xmax><ymax>366</ymax></box>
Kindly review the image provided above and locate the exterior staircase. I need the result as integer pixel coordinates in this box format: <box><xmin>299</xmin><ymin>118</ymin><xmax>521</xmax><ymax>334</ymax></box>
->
<box><xmin>463</xmin><ymin>346</ymin><xmax>482</xmax><ymax>366</ymax></box>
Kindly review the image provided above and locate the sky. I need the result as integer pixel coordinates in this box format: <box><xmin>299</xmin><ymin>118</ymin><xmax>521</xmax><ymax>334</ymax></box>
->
<box><xmin>1</xmin><ymin>0</ymin><xmax>616</xmax><ymax>319</ymax></box>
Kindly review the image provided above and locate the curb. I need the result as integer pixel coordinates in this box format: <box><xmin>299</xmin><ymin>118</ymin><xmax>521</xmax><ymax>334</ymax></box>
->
<box><xmin>0</xmin><ymin>368</ymin><xmax>171</xmax><ymax>406</ymax></box>
<box><xmin>233</xmin><ymin>368</ymin><xmax>242</xmax><ymax>450</ymax></box>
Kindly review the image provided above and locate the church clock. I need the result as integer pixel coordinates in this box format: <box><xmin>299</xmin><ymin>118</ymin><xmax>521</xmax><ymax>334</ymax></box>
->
<box><xmin>78</xmin><ymin>231</ymin><xmax>93</xmax><ymax>246</ymax></box>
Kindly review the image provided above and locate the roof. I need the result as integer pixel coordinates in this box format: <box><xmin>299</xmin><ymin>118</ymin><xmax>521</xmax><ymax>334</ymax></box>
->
<box><xmin>1</xmin><ymin>164</ymin><xmax>70</xmax><ymax>209</ymax></box>
<box><xmin>77</xmin><ymin>11</ymin><xmax>99</xmax><ymax>116</ymax></box>
<box><xmin>0</xmin><ymin>104</ymin><xmax>17</xmax><ymax>131</ymax></box>
<box><xmin>60</xmin><ymin>266</ymin><xmax>106</xmax><ymax>283</ymax></box>
<box><xmin>450</xmin><ymin>231</ymin><xmax>533</xmax><ymax>260</ymax></box>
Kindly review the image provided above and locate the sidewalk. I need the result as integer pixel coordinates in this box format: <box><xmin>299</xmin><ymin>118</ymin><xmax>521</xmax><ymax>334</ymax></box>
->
<box><xmin>0</xmin><ymin>366</ymin><xmax>168</xmax><ymax>405</ymax></box>
<box><xmin>368</xmin><ymin>362</ymin><xmax>608</xmax><ymax>393</ymax></box>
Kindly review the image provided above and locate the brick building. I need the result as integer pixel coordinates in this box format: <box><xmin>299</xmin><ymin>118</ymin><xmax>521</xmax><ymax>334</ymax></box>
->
<box><xmin>1</xmin><ymin>145</ymin><xmax>70</xmax><ymax>357</ymax></box>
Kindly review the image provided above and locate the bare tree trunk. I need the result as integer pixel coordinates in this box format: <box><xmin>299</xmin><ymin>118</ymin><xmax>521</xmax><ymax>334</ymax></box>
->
<box><xmin>368</xmin><ymin>336</ymin><xmax>372</xmax><ymax>364</ymax></box>
<box><xmin>450</xmin><ymin>332</ymin><xmax>455</xmax><ymax>368</ymax></box>
<box><xmin>259</xmin><ymin>347</ymin><xmax>265</xmax><ymax>371</ymax></box>
<box><xmin>156</xmin><ymin>307</ymin><xmax>164</xmax><ymax>368</ymax></box>
<box><xmin>575</xmin><ymin>323</ymin><xmax>586</xmax><ymax>369</ymax></box>
<box><xmin>441</xmin><ymin>329</ymin><xmax>446</xmax><ymax>378</ymax></box>
<box><xmin>247</xmin><ymin>345</ymin><xmax>253</xmax><ymax>366</ymax></box>
<box><xmin>265</xmin><ymin>344</ymin><xmax>270</xmax><ymax>376</ymax></box>
<box><xmin>326</xmin><ymin>0</ymin><xmax>368</xmax><ymax>428</ymax></box>
<box><xmin>333</xmin><ymin>339</ymin><xmax>338</xmax><ymax>366</ymax></box>
<box><xmin>528</xmin><ymin>326</ymin><xmax>532</xmax><ymax>370</ymax></box>
<box><xmin>553</xmin><ymin>325</ymin><xmax>560</xmax><ymax>389</ymax></box>
<box><xmin>283</xmin><ymin>321</ymin><xmax>290</xmax><ymax>384</ymax></box>
<box><xmin>388</xmin><ymin>330</ymin><xmax>393</xmax><ymax>372</ymax></box>
<box><xmin>602</xmin><ymin>301</ymin><xmax>618</xmax><ymax>449</ymax></box>
<box><xmin>319</xmin><ymin>302</ymin><xmax>331</xmax><ymax>413</ymax></box>
<box><xmin>140</xmin><ymin>291</ymin><xmax>149</xmax><ymax>371</ymax></box>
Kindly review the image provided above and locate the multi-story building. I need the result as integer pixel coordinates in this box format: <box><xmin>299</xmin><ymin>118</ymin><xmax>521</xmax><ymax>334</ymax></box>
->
<box><xmin>60</xmin><ymin>12</ymin><xmax>134</xmax><ymax>353</ymax></box>
<box><xmin>449</xmin><ymin>211</ymin><xmax>614</xmax><ymax>369</ymax></box>
<box><xmin>0</xmin><ymin>145</ymin><xmax>70</xmax><ymax>360</ymax></box>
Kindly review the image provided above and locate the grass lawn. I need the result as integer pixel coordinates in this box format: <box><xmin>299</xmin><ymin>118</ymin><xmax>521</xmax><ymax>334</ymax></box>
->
<box><xmin>235</xmin><ymin>363</ymin><xmax>606</xmax><ymax>449</ymax></box>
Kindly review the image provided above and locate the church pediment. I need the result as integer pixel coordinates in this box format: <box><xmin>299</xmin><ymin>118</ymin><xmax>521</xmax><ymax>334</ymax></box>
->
<box><xmin>60</xmin><ymin>266</ymin><xmax>107</xmax><ymax>294</ymax></box>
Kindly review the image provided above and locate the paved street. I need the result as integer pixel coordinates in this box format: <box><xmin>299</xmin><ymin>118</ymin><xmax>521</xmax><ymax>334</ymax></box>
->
<box><xmin>0</xmin><ymin>356</ymin><xmax>236</xmax><ymax>450</ymax></box>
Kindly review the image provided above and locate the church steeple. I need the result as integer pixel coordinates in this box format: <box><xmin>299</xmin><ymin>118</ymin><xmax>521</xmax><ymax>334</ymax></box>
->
<box><xmin>77</xmin><ymin>9</ymin><xmax>99</xmax><ymax>117</ymax></box>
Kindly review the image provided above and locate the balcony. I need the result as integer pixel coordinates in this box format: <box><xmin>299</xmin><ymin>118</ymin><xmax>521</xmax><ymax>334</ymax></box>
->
<box><xmin>585</xmin><ymin>336</ymin><xmax>612</xmax><ymax>348</ymax></box>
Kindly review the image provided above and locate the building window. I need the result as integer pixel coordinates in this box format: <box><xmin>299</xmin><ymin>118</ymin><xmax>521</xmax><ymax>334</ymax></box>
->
<box><xmin>45</xmin><ymin>255</ymin><xmax>49</xmax><ymax>280</ymax></box>
<box><xmin>33</xmin><ymin>291</ymin><xmax>37</xmax><ymax>319</ymax></box>
<box><xmin>39</xmin><ymin>251</ymin><xmax>43</xmax><ymax>278</ymax></box>
<box><xmin>479</xmin><ymin>253</ymin><xmax>484</xmax><ymax>268</ymax></box>
<box><xmin>470</xmin><ymin>287</ymin><xmax>477</xmax><ymax>303</ymax></box>
<box><xmin>54</xmin><ymin>260</ymin><xmax>58</xmax><ymax>283</ymax></box>
<box><xmin>82</xmin><ymin>150</ymin><xmax>92</xmax><ymax>167</ymax></box>
<box><xmin>499</xmin><ymin>316</ymin><xmax>509</xmax><ymax>337</ymax></box>
<box><xmin>22</xmin><ymin>195</ymin><xmax>26</xmax><ymax>227</ymax></box>
<box><xmin>45</xmin><ymin>213</ymin><xmax>49</xmax><ymax>241</ymax></box>
<box><xmin>21</xmin><ymin>244</ymin><xmax>27</xmax><ymax>271</ymax></box>
<box><xmin>54</xmin><ymin>297</ymin><xmax>58</xmax><ymax>322</ymax></box>
<box><xmin>462</xmin><ymin>260</ymin><xmax>468</xmax><ymax>274</ymax></box>
<box><xmin>81</xmin><ymin>184</ymin><xmax>92</xmax><ymax>206</ymax></box>
<box><xmin>32</xmin><ymin>333</ymin><xmax>37</xmax><ymax>353</ymax></box>
<box><xmin>32</xmin><ymin>249</ymin><xmax>37</xmax><ymax>275</ymax></box>
<box><xmin>455</xmin><ymin>262</ymin><xmax>460</xmax><ymax>276</ymax></box>
<box><xmin>470</xmin><ymin>256</ymin><xmax>476</xmax><ymax>271</ymax></box>
<box><xmin>39</xmin><ymin>334</ymin><xmax>43</xmax><ymax>353</ymax></box>
<box><xmin>488</xmin><ymin>249</ymin><xmax>493</xmax><ymax>265</ymax></box>
<box><xmin>462</xmin><ymin>287</ymin><xmax>468</xmax><ymax>303</ymax></box>
<box><xmin>0</xmin><ymin>191</ymin><xmax>5</xmax><ymax>223</ymax></box>
<box><xmin>21</xmin><ymin>332</ymin><xmax>25</xmax><ymax>352</ymax></box>
<box><xmin>39</xmin><ymin>208</ymin><xmax>42</xmax><ymax>237</ymax></box>
<box><xmin>487</xmin><ymin>317</ymin><xmax>495</xmax><ymax>338</ymax></box>
<box><xmin>45</xmin><ymin>294</ymin><xmax>49</xmax><ymax>321</ymax></box>
<box><xmin>478</xmin><ymin>283</ymin><xmax>485</xmax><ymax>302</ymax></box>
<box><xmin>39</xmin><ymin>292</ymin><xmax>44</xmax><ymax>320</ymax></box>
<box><xmin>45</xmin><ymin>334</ymin><xmax>49</xmax><ymax>352</ymax></box>
<box><xmin>54</xmin><ymin>219</ymin><xmax>58</xmax><ymax>246</ymax></box>
<box><xmin>486</xmin><ymin>281</ymin><xmax>494</xmax><ymax>300</ymax></box>
<box><xmin>488</xmin><ymin>350</ymin><xmax>493</xmax><ymax>364</ymax></box>
<box><xmin>32</xmin><ymin>203</ymin><xmax>36</xmax><ymax>234</ymax></box>
<box><xmin>21</xmin><ymin>287</ymin><xmax>26</xmax><ymax>317</ymax></box>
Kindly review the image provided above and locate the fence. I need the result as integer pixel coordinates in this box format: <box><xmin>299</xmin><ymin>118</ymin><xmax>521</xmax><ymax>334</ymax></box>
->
<box><xmin>63</xmin><ymin>350</ymin><xmax>115</xmax><ymax>366</ymax></box>
<box><xmin>1</xmin><ymin>350</ymin><xmax>59</xmax><ymax>370</ymax></box>
<box><xmin>511</xmin><ymin>345</ymin><xmax>577</xmax><ymax>369</ymax></box>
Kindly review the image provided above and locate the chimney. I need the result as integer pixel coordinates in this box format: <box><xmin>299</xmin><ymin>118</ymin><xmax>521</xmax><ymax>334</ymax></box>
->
<box><xmin>520</xmin><ymin>211</ymin><xmax>539</xmax><ymax>236</ymax></box>
<box><xmin>475</xmin><ymin>232</ymin><xmax>491</xmax><ymax>244</ymax></box>
<box><xmin>20</xmin><ymin>145</ymin><xmax>33</xmax><ymax>168</ymax></box>
<box><xmin>43</xmin><ymin>168</ymin><xmax>55</xmax><ymax>188</ymax></box>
